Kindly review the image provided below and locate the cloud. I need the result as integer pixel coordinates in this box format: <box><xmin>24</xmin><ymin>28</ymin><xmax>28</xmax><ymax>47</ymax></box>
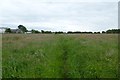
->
<box><xmin>0</xmin><ymin>0</ymin><xmax>118</xmax><ymax>32</ymax></box>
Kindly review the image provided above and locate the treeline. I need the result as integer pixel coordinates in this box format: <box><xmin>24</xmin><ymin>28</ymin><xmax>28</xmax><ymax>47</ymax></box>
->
<box><xmin>33</xmin><ymin>30</ymin><xmax>65</xmax><ymax>34</ymax></box>
<box><xmin>38</xmin><ymin>29</ymin><xmax>120</xmax><ymax>34</ymax></box>
<box><xmin>105</xmin><ymin>29</ymin><xmax>120</xmax><ymax>34</ymax></box>
<box><xmin>67</xmin><ymin>29</ymin><xmax>120</xmax><ymax>34</ymax></box>
<box><xmin>67</xmin><ymin>31</ymin><xmax>93</xmax><ymax>34</ymax></box>
<box><xmin>4</xmin><ymin>25</ymin><xmax>120</xmax><ymax>34</ymax></box>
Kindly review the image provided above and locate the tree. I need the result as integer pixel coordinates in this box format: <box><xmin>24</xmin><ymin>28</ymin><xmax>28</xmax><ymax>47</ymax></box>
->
<box><xmin>41</xmin><ymin>30</ymin><xmax>44</xmax><ymax>33</ymax></box>
<box><xmin>94</xmin><ymin>32</ymin><xmax>100</xmax><ymax>34</ymax></box>
<box><xmin>106</xmin><ymin>29</ymin><xmax>120</xmax><ymax>34</ymax></box>
<box><xmin>97</xmin><ymin>32</ymin><xmax>100</xmax><ymax>34</ymax></box>
<box><xmin>55</xmin><ymin>31</ymin><xmax>63</xmax><ymax>34</ymax></box>
<box><xmin>102</xmin><ymin>31</ymin><xmax>106</xmax><ymax>34</ymax></box>
<box><xmin>5</xmin><ymin>28</ymin><xmax>11</xmax><ymax>33</ymax></box>
<box><xmin>67</xmin><ymin>31</ymin><xmax>73</xmax><ymax>34</ymax></box>
<box><xmin>18</xmin><ymin>25</ymin><xmax>27</xmax><ymax>33</ymax></box>
<box><xmin>31</xmin><ymin>29</ymin><xmax>40</xmax><ymax>33</ymax></box>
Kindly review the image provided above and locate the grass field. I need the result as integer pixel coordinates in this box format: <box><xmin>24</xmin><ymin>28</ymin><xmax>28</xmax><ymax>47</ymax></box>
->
<box><xmin>0</xmin><ymin>34</ymin><xmax>2</xmax><ymax>78</ymax></box>
<box><xmin>2</xmin><ymin>34</ymin><xmax>118</xmax><ymax>78</ymax></box>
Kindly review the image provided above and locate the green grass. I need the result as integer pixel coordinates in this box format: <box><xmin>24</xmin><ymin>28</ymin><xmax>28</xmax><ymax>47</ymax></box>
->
<box><xmin>2</xmin><ymin>34</ymin><xmax>118</xmax><ymax>78</ymax></box>
<box><xmin>0</xmin><ymin>34</ymin><xmax>2</xmax><ymax>78</ymax></box>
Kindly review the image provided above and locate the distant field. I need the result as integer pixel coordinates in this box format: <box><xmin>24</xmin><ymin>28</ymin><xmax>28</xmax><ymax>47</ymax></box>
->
<box><xmin>2</xmin><ymin>34</ymin><xmax>118</xmax><ymax>78</ymax></box>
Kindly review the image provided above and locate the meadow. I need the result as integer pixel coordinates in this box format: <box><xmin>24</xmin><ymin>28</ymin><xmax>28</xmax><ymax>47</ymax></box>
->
<box><xmin>2</xmin><ymin>34</ymin><xmax>118</xmax><ymax>78</ymax></box>
<box><xmin>0</xmin><ymin>34</ymin><xmax>2</xmax><ymax>78</ymax></box>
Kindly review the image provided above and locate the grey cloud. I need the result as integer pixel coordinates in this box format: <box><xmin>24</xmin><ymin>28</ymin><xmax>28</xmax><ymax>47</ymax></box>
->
<box><xmin>0</xmin><ymin>0</ymin><xmax>118</xmax><ymax>32</ymax></box>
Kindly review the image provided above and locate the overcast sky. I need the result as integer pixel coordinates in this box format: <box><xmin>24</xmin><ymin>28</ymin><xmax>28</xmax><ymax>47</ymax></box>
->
<box><xmin>0</xmin><ymin>0</ymin><xmax>119</xmax><ymax>32</ymax></box>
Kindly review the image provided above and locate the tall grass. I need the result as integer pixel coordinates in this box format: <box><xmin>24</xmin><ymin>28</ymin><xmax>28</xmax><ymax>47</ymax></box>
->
<box><xmin>0</xmin><ymin>34</ymin><xmax>2</xmax><ymax>78</ymax></box>
<box><xmin>2</xmin><ymin>34</ymin><xmax>118</xmax><ymax>78</ymax></box>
